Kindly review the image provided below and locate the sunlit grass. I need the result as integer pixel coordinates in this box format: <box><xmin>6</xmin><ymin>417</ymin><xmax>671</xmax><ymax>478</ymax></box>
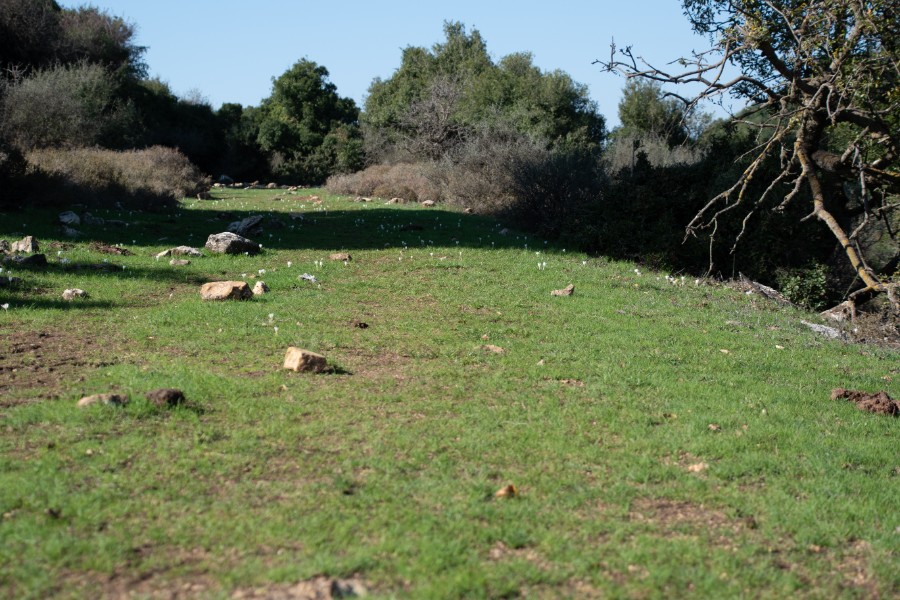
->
<box><xmin>1</xmin><ymin>189</ymin><xmax>897</xmax><ymax>598</ymax></box>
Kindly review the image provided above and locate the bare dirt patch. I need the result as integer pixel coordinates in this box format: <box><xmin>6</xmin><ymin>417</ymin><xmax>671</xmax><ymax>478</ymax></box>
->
<box><xmin>831</xmin><ymin>388</ymin><xmax>899</xmax><ymax>416</ymax></box>
<box><xmin>231</xmin><ymin>576</ymin><xmax>369</xmax><ymax>599</ymax></box>
<box><xmin>629</xmin><ymin>497</ymin><xmax>749</xmax><ymax>550</ymax></box>
<box><xmin>0</xmin><ymin>324</ymin><xmax>122</xmax><ymax>406</ymax></box>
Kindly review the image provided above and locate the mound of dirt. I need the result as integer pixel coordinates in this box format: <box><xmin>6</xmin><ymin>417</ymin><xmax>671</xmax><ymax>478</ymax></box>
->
<box><xmin>831</xmin><ymin>388</ymin><xmax>899</xmax><ymax>416</ymax></box>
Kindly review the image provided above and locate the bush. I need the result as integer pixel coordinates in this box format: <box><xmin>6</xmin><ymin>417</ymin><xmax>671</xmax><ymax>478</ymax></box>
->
<box><xmin>1</xmin><ymin>61</ymin><xmax>133</xmax><ymax>150</ymax></box>
<box><xmin>26</xmin><ymin>146</ymin><xmax>208</xmax><ymax>210</ymax></box>
<box><xmin>326</xmin><ymin>163</ymin><xmax>440</xmax><ymax>203</ymax></box>
<box><xmin>776</xmin><ymin>263</ymin><xmax>834</xmax><ymax>310</ymax></box>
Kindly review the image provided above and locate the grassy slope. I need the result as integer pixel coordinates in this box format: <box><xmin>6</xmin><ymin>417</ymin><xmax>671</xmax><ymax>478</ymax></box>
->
<box><xmin>0</xmin><ymin>189</ymin><xmax>897</xmax><ymax>599</ymax></box>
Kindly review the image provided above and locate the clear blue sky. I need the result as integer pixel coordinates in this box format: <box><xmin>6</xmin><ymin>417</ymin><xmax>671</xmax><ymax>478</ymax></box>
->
<box><xmin>63</xmin><ymin>1</ymin><xmax>739</xmax><ymax>128</ymax></box>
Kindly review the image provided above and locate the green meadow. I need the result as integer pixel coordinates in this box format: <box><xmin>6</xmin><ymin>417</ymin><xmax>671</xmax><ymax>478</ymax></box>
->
<box><xmin>1</xmin><ymin>189</ymin><xmax>897</xmax><ymax>598</ymax></box>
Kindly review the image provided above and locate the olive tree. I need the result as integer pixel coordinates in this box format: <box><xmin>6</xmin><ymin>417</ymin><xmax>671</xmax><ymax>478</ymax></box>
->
<box><xmin>600</xmin><ymin>0</ymin><xmax>899</xmax><ymax>308</ymax></box>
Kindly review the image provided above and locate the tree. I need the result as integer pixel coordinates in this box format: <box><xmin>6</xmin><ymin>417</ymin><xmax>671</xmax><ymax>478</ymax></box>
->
<box><xmin>616</xmin><ymin>79</ymin><xmax>690</xmax><ymax>147</ymax></box>
<box><xmin>363</xmin><ymin>22</ymin><xmax>605</xmax><ymax>162</ymax></box>
<box><xmin>256</xmin><ymin>59</ymin><xmax>361</xmax><ymax>182</ymax></box>
<box><xmin>600</xmin><ymin>0</ymin><xmax>899</xmax><ymax>307</ymax></box>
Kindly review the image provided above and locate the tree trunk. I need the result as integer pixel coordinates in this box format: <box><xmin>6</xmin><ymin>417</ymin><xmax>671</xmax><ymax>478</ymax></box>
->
<box><xmin>795</xmin><ymin>141</ymin><xmax>885</xmax><ymax>295</ymax></box>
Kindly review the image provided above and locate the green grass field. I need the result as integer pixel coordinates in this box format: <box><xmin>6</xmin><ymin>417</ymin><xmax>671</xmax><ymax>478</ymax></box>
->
<box><xmin>1</xmin><ymin>189</ymin><xmax>897</xmax><ymax>599</ymax></box>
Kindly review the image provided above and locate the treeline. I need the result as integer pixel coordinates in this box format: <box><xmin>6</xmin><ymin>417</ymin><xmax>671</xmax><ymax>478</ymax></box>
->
<box><xmin>0</xmin><ymin>6</ymin><xmax>879</xmax><ymax>307</ymax></box>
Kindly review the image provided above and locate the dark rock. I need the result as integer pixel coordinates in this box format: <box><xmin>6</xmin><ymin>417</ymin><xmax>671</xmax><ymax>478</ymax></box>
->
<box><xmin>4</xmin><ymin>253</ymin><xmax>47</xmax><ymax>267</ymax></box>
<box><xmin>145</xmin><ymin>388</ymin><xmax>185</xmax><ymax>407</ymax></box>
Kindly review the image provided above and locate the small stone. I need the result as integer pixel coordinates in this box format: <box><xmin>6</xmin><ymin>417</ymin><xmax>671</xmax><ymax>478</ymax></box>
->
<box><xmin>283</xmin><ymin>347</ymin><xmax>327</xmax><ymax>373</ymax></box>
<box><xmin>145</xmin><ymin>388</ymin><xmax>185</xmax><ymax>407</ymax></box>
<box><xmin>329</xmin><ymin>252</ymin><xmax>351</xmax><ymax>262</ymax></box>
<box><xmin>266</xmin><ymin>182</ymin><xmax>278</xmax><ymax>189</ymax></box>
<box><xmin>62</xmin><ymin>288</ymin><xmax>88</xmax><ymax>300</ymax></box>
<box><xmin>0</xmin><ymin>276</ymin><xmax>23</xmax><ymax>288</ymax></box>
<box><xmin>200</xmin><ymin>281</ymin><xmax>253</xmax><ymax>301</ymax></box>
<box><xmin>481</xmin><ymin>344</ymin><xmax>505</xmax><ymax>354</ymax></box>
<box><xmin>169</xmin><ymin>246</ymin><xmax>203</xmax><ymax>257</ymax></box>
<box><xmin>252</xmin><ymin>281</ymin><xmax>269</xmax><ymax>295</ymax></box>
<box><xmin>551</xmin><ymin>284</ymin><xmax>575</xmax><ymax>296</ymax></box>
<box><xmin>77</xmin><ymin>393</ymin><xmax>129</xmax><ymax>408</ymax></box>
<box><xmin>10</xmin><ymin>236</ymin><xmax>38</xmax><ymax>253</ymax></box>
<box><xmin>420</xmin><ymin>200</ymin><xmax>436</xmax><ymax>207</ymax></box>
<box><xmin>464</xmin><ymin>207</ymin><xmax>473</xmax><ymax>214</ymax></box>
<box><xmin>494</xmin><ymin>484</ymin><xmax>518</xmax><ymax>498</ymax></box>
<box><xmin>58</xmin><ymin>211</ymin><xmax>80</xmax><ymax>226</ymax></box>
<box><xmin>169</xmin><ymin>259</ymin><xmax>191</xmax><ymax>266</ymax></box>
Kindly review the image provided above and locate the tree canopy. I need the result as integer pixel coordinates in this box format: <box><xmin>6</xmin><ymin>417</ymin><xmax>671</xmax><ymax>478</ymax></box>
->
<box><xmin>602</xmin><ymin>0</ymin><xmax>900</xmax><ymax>305</ymax></box>
<box><xmin>255</xmin><ymin>59</ymin><xmax>362</xmax><ymax>183</ymax></box>
<box><xmin>364</xmin><ymin>22</ymin><xmax>606</xmax><ymax>161</ymax></box>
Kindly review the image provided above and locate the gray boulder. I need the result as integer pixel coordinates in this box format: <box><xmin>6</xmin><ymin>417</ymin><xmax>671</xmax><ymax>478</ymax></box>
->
<box><xmin>227</xmin><ymin>215</ymin><xmax>264</xmax><ymax>237</ymax></box>
<box><xmin>205</xmin><ymin>232</ymin><xmax>260</xmax><ymax>255</ymax></box>
<box><xmin>58</xmin><ymin>211</ymin><xmax>80</xmax><ymax>226</ymax></box>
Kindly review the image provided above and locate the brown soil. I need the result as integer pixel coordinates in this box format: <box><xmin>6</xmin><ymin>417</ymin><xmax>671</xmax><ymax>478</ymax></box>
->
<box><xmin>831</xmin><ymin>388</ymin><xmax>899</xmax><ymax>416</ymax></box>
<box><xmin>0</xmin><ymin>324</ymin><xmax>121</xmax><ymax>406</ymax></box>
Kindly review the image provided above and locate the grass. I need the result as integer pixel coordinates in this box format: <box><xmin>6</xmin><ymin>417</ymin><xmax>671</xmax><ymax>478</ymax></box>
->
<box><xmin>1</xmin><ymin>188</ymin><xmax>898</xmax><ymax>599</ymax></box>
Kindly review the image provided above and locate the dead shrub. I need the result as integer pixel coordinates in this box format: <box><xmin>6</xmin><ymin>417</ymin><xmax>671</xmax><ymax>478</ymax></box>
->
<box><xmin>326</xmin><ymin>162</ymin><xmax>439</xmax><ymax>202</ymax></box>
<box><xmin>26</xmin><ymin>146</ymin><xmax>209</xmax><ymax>210</ymax></box>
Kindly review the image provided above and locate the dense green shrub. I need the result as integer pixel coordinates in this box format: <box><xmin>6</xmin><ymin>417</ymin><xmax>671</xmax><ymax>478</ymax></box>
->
<box><xmin>26</xmin><ymin>146</ymin><xmax>208</xmax><ymax>210</ymax></box>
<box><xmin>776</xmin><ymin>263</ymin><xmax>833</xmax><ymax>310</ymax></box>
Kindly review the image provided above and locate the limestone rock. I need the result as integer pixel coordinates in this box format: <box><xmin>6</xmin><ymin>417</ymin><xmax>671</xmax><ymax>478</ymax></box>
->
<box><xmin>62</xmin><ymin>288</ymin><xmax>88</xmax><ymax>300</ymax></box>
<box><xmin>820</xmin><ymin>301</ymin><xmax>854</xmax><ymax>323</ymax></box>
<box><xmin>252</xmin><ymin>281</ymin><xmax>269</xmax><ymax>295</ymax></box>
<box><xmin>169</xmin><ymin>259</ymin><xmax>191</xmax><ymax>266</ymax></box>
<box><xmin>58</xmin><ymin>211</ymin><xmax>80</xmax><ymax>226</ymax></box>
<box><xmin>283</xmin><ymin>347</ymin><xmax>327</xmax><ymax>373</ymax></box>
<box><xmin>420</xmin><ymin>200</ymin><xmax>436</xmax><ymax>207</ymax></box>
<box><xmin>227</xmin><ymin>215</ymin><xmax>264</xmax><ymax>237</ymax></box>
<box><xmin>801</xmin><ymin>320</ymin><xmax>845</xmax><ymax>340</ymax></box>
<box><xmin>329</xmin><ymin>252</ymin><xmax>351</xmax><ymax>262</ymax></box>
<box><xmin>551</xmin><ymin>284</ymin><xmax>575</xmax><ymax>297</ymax></box>
<box><xmin>145</xmin><ymin>388</ymin><xmax>185</xmax><ymax>407</ymax></box>
<box><xmin>77</xmin><ymin>393</ymin><xmax>129</xmax><ymax>408</ymax></box>
<box><xmin>10</xmin><ymin>236</ymin><xmax>38</xmax><ymax>253</ymax></box>
<box><xmin>157</xmin><ymin>246</ymin><xmax>202</xmax><ymax>259</ymax></box>
<box><xmin>205</xmin><ymin>232</ymin><xmax>260</xmax><ymax>255</ymax></box>
<box><xmin>200</xmin><ymin>281</ymin><xmax>253</xmax><ymax>300</ymax></box>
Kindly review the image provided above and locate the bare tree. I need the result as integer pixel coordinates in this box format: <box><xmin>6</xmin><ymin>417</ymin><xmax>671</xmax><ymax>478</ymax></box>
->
<box><xmin>600</xmin><ymin>0</ymin><xmax>899</xmax><ymax>309</ymax></box>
